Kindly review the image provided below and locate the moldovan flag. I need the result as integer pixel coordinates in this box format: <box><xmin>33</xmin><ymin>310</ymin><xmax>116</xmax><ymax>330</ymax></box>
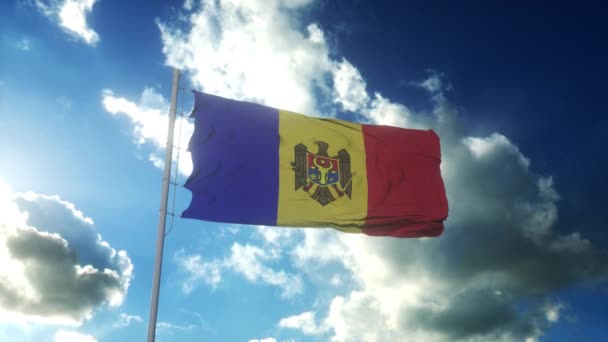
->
<box><xmin>182</xmin><ymin>92</ymin><xmax>448</xmax><ymax>238</ymax></box>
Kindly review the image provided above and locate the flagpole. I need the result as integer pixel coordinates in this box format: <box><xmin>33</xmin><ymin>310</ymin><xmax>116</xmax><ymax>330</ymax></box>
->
<box><xmin>147</xmin><ymin>67</ymin><xmax>181</xmax><ymax>342</ymax></box>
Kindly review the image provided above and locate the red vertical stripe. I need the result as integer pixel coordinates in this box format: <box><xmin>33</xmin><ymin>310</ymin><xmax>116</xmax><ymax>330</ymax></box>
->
<box><xmin>362</xmin><ymin>125</ymin><xmax>448</xmax><ymax>237</ymax></box>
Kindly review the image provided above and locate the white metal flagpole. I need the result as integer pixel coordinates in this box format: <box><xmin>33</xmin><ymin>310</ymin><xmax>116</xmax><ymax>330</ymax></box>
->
<box><xmin>147</xmin><ymin>67</ymin><xmax>181</xmax><ymax>342</ymax></box>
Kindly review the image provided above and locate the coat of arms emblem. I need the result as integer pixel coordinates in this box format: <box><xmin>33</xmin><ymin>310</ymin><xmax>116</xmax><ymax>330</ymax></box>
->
<box><xmin>291</xmin><ymin>141</ymin><xmax>352</xmax><ymax>206</ymax></box>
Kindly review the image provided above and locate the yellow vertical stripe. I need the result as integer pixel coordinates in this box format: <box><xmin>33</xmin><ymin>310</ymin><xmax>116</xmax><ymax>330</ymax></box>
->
<box><xmin>277</xmin><ymin>110</ymin><xmax>368</xmax><ymax>233</ymax></box>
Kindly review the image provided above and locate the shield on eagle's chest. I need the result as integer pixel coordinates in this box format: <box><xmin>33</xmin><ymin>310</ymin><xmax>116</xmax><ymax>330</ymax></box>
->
<box><xmin>307</xmin><ymin>153</ymin><xmax>340</xmax><ymax>186</ymax></box>
<box><xmin>291</xmin><ymin>141</ymin><xmax>353</xmax><ymax>206</ymax></box>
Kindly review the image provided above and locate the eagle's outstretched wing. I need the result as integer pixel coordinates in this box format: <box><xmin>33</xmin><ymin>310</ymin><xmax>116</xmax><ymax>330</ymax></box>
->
<box><xmin>292</xmin><ymin>143</ymin><xmax>308</xmax><ymax>190</ymax></box>
<box><xmin>338</xmin><ymin>149</ymin><xmax>352</xmax><ymax>198</ymax></box>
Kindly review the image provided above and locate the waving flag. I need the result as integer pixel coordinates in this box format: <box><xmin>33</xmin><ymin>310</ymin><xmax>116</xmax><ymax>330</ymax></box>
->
<box><xmin>182</xmin><ymin>92</ymin><xmax>448</xmax><ymax>238</ymax></box>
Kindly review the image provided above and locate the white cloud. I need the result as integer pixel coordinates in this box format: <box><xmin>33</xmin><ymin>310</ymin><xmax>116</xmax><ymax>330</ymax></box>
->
<box><xmin>325</xmin><ymin>293</ymin><xmax>401</xmax><ymax>342</ymax></box>
<box><xmin>0</xmin><ymin>179</ymin><xmax>133</xmax><ymax>325</ymax></box>
<box><xmin>157</xmin><ymin>0</ymin><xmax>329</xmax><ymax>115</ymax></box>
<box><xmin>291</xmin><ymin>230</ymin><xmax>350</xmax><ymax>269</ymax></box>
<box><xmin>464</xmin><ymin>133</ymin><xmax>530</xmax><ymax>168</ymax></box>
<box><xmin>182</xmin><ymin>0</ymin><xmax>194</xmax><ymax>10</ymax></box>
<box><xmin>33</xmin><ymin>0</ymin><xmax>99</xmax><ymax>45</ymax></box>
<box><xmin>278</xmin><ymin>311</ymin><xmax>327</xmax><ymax>335</ymax></box>
<box><xmin>113</xmin><ymin>313</ymin><xmax>143</xmax><ymax>328</ymax></box>
<box><xmin>544</xmin><ymin>302</ymin><xmax>563</xmax><ymax>323</ymax></box>
<box><xmin>226</xmin><ymin>243</ymin><xmax>303</xmax><ymax>298</ymax></box>
<box><xmin>419</xmin><ymin>74</ymin><xmax>443</xmax><ymax>93</ymax></box>
<box><xmin>307</xmin><ymin>23</ymin><xmax>325</xmax><ymax>44</ymax></box>
<box><xmin>102</xmin><ymin>88</ymin><xmax>193</xmax><ymax>176</ymax></box>
<box><xmin>365</xmin><ymin>92</ymin><xmax>423</xmax><ymax>128</ymax></box>
<box><xmin>329</xmin><ymin>275</ymin><xmax>342</xmax><ymax>286</ymax></box>
<box><xmin>156</xmin><ymin>321</ymin><xmax>197</xmax><ymax>336</ymax></box>
<box><xmin>331</xmin><ymin>58</ymin><xmax>369</xmax><ymax>112</ymax></box>
<box><xmin>176</xmin><ymin>242</ymin><xmax>302</xmax><ymax>298</ymax></box>
<box><xmin>255</xmin><ymin>225</ymin><xmax>298</xmax><ymax>247</ymax></box>
<box><xmin>157</xmin><ymin>321</ymin><xmax>195</xmax><ymax>330</ymax></box>
<box><xmin>54</xmin><ymin>330</ymin><xmax>97</xmax><ymax>342</ymax></box>
<box><xmin>175</xmin><ymin>250</ymin><xmax>223</xmax><ymax>293</ymax></box>
<box><xmin>248</xmin><ymin>338</ymin><xmax>277</xmax><ymax>342</ymax></box>
<box><xmin>102</xmin><ymin>88</ymin><xmax>169</xmax><ymax>145</ymax></box>
<box><xmin>417</xmin><ymin>71</ymin><xmax>452</xmax><ymax>94</ymax></box>
<box><xmin>154</xmin><ymin>311</ymin><xmax>214</xmax><ymax>336</ymax></box>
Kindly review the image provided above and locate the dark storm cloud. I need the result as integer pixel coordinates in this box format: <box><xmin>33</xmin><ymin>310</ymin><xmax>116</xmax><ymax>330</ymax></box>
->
<box><xmin>0</xmin><ymin>191</ymin><xmax>132</xmax><ymax>324</ymax></box>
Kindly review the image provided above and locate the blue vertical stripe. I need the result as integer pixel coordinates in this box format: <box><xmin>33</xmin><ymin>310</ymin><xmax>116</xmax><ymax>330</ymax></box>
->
<box><xmin>182</xmin><ymin>92</ymin><xmax>279</xmax><ymax>225</ymax></box>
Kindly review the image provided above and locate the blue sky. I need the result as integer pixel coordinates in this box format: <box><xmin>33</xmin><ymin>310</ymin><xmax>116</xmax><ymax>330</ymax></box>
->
<box><xmin>1</xmin><ymin>1</ymin><xmax>607</xmax><ymax>341</ymax></box>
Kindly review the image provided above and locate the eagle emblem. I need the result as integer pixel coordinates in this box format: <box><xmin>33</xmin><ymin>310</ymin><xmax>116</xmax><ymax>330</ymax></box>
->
<box><xmin>291</xmin><ymin>141</ymin><xmax>352</xmax><ymax>206</ymax></box>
